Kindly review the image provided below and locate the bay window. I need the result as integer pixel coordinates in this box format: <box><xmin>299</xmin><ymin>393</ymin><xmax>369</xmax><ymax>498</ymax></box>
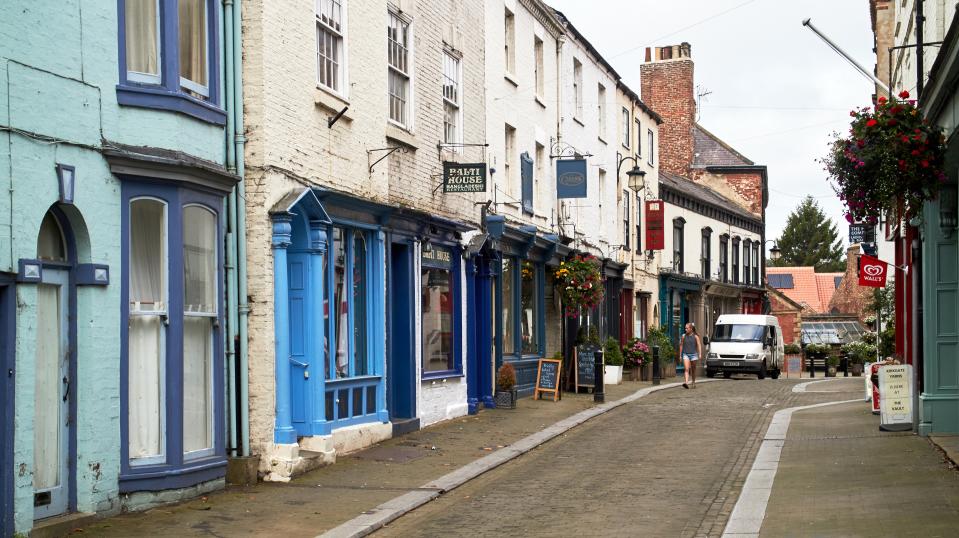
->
<box><xmin>118</xmin><ymin>0</ymin><xmax>223</xmax><ymax>124</ymax></box>
<box><xmin>121</xmin><ymin>183</ymin><xmax>224</xmax><ymax>490</ymax></box>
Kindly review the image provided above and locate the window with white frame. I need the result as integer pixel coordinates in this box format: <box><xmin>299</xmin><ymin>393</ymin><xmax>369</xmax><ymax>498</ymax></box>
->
<box><xmin>442</xmin><ymin>51</ymin><xmax>461</xmax><ymax>145</ymax></box>
<box><xmin>534</xmin><ymin>36</ymin><xmax>544</xmax><ymax>97</ymax></box>
<box><xmin>387</xmin><ymin>10</ymin><xmax>411</xmax><ymax>127</ymax></box>
<box><xmin>597</xmin><ymin>84</ymin><xmax>607</xmax><ymax>139</ymax></box>
<box><xmin>623</xmin><ymin>190</ymin><xmax>631</xmax><ymax>251</ymax></box>
<box><xmin>647</xmin><ymin>129</ymin><xmax>654</xmax><ymax>165</ymax></box>
<box><xmin>535</xmin><ymin>142</ymin><xmax>545</xmax><ymax>201</ymax></box>
<box><xmin>573</xmin><ymin>58</ymin><xmax>583</xmax><ymax>118</ymax></box>
<box><xmin>316</xmin><ymin>0</ymin><xmax>344</xmax><ymax>93</ymax></box>
<box><xmin>504</xmin><ymin>8</ymin><xmax>515</xmax><ymax>74</ymax></box>
<box><xmin>622</xmin><ymin>108</ymin><xmax>630</xmax><ymax>149</ymax></box>
<box><xmin>635</xmin><ymin>118</ymin><xmax>642</xmax><ymax>158</ymax></box>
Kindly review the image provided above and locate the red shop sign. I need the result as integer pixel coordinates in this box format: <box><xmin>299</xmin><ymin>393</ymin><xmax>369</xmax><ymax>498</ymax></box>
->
<box><xmin>645</xmin><ymin>200</ymin><xmax>665</xmax><ymax>250</ymax></box>
<box><xmin>859</xmin><ymin>255</ymin><xmax>888</xmax><ymax>288</ymax></box>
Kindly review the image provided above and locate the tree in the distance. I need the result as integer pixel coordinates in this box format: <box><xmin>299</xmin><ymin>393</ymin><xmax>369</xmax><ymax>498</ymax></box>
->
<box><xmin>771</xmin><ymin>196</ymin><xmax>845</xmax><ymax>272</ymax></box>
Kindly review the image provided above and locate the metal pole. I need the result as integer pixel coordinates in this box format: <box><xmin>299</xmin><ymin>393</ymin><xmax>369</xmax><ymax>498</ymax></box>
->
<box><xmin>916</xmin><ymin>0</ymin><xmax>925</xmax><ymax>99</ymax></box>
<box><xmin>593</xmin><ymin>350</ymin><xmax>605</xmax><ymax>403</ymax></box>
<box><xmin>802</xmin><ymin>18</ymin><xmax>891</xmax><ymax>93</ymax></box>
<box><xmin>652</xmin><ymin>345</ymin><xmax>661</xmax><ymax>386</ymax></box>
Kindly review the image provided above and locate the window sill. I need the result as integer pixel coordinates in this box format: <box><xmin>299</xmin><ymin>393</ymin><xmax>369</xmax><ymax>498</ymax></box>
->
<box><xmin>386</xmin><ymin>123</ymin><xmax>419</xmax><ymax>150</ymax></box>
<box><xmin>534</xmin><ymin>95</ymin><xmax>547</xmax><ymax>109</ymax></box>
<box><xmin>573</xmin><ymin>116</ymin><xmax>585</xmax><ymax>127</ymax></box>
<box><xmin>504</xmin><ymin>71</ymin><xmax>519</xmax><ymax>87</ymax></box>
<box><xmin>422</xmin><ymin>371</ymin><xmax>465</xmax><ymax>382</ymax></box>
<box><xmin>314</xmin><ymin>87</ymin><xmax>353</xmax><ymax>122</ymax></box>
<box><xmin>116</xmin><ymin>85</ymin><xmax>226</xmax><ymax>126</ymax></box>
<box><xmin>119</xmin><ymin>455</ymin><xmax>226</xmax><ymax>493</ymax></box>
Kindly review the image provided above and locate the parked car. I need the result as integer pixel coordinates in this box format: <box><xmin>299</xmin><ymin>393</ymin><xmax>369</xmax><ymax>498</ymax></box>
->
<box><xmin>705</xmin><ymin>314</ymin><xmax>784</xmax><ymax>379</ymax></box>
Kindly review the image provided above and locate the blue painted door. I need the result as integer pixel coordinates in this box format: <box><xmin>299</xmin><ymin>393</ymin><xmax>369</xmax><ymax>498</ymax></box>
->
<box><xmin>288</xmin><ymin>254</ymin><xmax>312</xmax><ymax>436</ymax></box>
<box><xmin>387</xmin><ymin>243</ymin><xmax>415</xmax><ymax>420</ymax></box>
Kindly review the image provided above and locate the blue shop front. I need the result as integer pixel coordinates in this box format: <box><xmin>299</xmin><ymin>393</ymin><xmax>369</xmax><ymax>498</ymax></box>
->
<box><xmin>268</xmin><ymin>188</ymin><xmax>474</xmax><ymax>470</ymax></box>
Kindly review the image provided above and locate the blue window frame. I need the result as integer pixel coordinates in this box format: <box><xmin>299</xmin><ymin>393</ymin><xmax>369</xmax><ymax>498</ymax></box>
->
<box><xmin>501</xmin><ymin>257</ymin><xmax>545</xmax><ymax>358</ymax></box>
<box><xmin>116</xmin><ymin>0</ymin><xmax>225</xmax><ymax>124</ymax></box>
<box><xmin>421</xmin><ymin>244</ymin><xmax>463</xmax><ymax>378</ymax></box>
<box><xmin>119</xmin><ymin>181</ymin><xmax>225</xmax><ymax>491</ymax></box>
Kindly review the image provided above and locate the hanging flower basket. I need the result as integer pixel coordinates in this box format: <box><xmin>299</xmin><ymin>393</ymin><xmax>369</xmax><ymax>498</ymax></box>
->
<box><xmin>553</xmin><ymin>254</ymin><xmax>604</xmax><ymax>318</ymax></box>
<box><xmin>822</xmin><ymin>90</ymin><xmax>948</xmax><ymax>222</ymax></box>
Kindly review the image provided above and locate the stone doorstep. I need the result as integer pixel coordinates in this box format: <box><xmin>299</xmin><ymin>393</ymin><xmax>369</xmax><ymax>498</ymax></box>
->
<box><xmin>30</xmin><ymin>512</ymin><xmax>97</xmax><ymax>538</ymax></box>
<box><xmin>929</xmin><ymin>435</ymin><xmax>959</xmax><ymax>467</ymax></box>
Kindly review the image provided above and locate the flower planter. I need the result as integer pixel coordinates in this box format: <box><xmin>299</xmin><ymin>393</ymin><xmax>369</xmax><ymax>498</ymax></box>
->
<box><xmin>624</xmin><ymin>368</ymin><xmax>639</xmax><ymax>382</ymax></box>
<box><xmin>851</xmin><ymin>363</ymin><xmax>864</xmax><ymax>377</ymax></box>
<box><xmin>604</xmin><ymin>365</ymin><xmax>622</xmax><ymax>385</ymax></box>
<box><xmin>494</xmin><ymin>389</ymin><xmax>518</xmax><ymax>409</ymax></box>
<box><xmin>826</xmin><ymin>366</ymin><xmax>837</xmax><ymax>378</ymax></box>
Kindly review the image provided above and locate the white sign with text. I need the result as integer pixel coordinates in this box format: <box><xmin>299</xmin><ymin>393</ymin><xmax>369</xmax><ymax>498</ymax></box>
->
<box><xmin>879</xmin><ymin>364</ymin><xmax>913</xmax><ymax>432</ymax></box>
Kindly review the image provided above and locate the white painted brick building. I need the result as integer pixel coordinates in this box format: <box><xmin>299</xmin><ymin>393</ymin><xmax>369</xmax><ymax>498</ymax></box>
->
<box><xmin>242</xmin><ymin>0</ymin><xmax>487</xmax><ymax>480</ymax></box>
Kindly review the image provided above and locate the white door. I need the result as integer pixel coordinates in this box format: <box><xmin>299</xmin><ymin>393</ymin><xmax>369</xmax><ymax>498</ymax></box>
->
<box><xmin>34</xmin><ymin>269</ymin><xmax>69</xmax><ymax>519</ymax></box>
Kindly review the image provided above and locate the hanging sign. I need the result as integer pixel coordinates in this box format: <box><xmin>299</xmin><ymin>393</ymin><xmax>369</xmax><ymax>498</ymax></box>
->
<box><xmin>443</xmin><ymin>162</ymin><xmax>487</xmax><ymax>193</ymax></box>
<box><xmin>879</xmin><ymin>364</ymin><xmax>913</xmax><ymax>431</ymax></box>
<box><xmin>858</xmin><ymin>254</ymin><xmax>888</xmax><ymax>288</ymax></box>
<box><xmin>556</xmin><ymin>159</ymin><xmax>588</xmax><ymax>199</ymax></box>
<box><xmin>645</xmin><ymin>200</ymin><xmax>665</xmax><ymax>250</ymax></box>
<box><xmin>848</xmin><ymin>223</ymin><xmax>876</xmax><ymax>244</ymax></box>
<box><xmin>534</xmin><ymin>359</ymin><xmax>562</xmax><ymax>401</ymax></box>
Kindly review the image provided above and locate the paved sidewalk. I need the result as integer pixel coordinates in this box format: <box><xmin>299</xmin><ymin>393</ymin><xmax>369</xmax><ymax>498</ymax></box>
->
<box><xmin>760</xmin><ymin>400</ymin><xmax>959</xmax><ymax>537</ymax></box>
<box><xmin>70</xmin><ymin>377</ymin><xmax>675</xmax><ymax>537</ymax></box>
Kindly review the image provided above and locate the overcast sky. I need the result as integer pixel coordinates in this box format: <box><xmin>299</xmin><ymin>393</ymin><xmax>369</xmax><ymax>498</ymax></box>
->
<box><xmin>549</xmin><ymin>0</ymin><xmax>875</xmax><ymax>251</ymax></box>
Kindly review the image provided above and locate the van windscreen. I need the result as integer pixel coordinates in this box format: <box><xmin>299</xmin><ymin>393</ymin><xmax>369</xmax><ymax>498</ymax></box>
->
<box><xmin>712</xmin><ymin>324</ymin><xmax>765</xmax><ymax>342</ymax></box>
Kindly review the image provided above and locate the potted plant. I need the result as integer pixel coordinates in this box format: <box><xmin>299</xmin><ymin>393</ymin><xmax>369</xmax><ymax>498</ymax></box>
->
<box><xmin>603</xmin><ymin>337</ymin><xmax>624</xmax><ymax>385</ymax></box>
<box><xmin>554</xmin><ymin>255</ymin><xmax>605</xmax><ymax>318</ymax></box>
<box><xmin>783</xmin><ymin>343</ymin><xmax>802</xmax><ymax>356</ymax></box>
<box><xmin>841</xmin><ymin>340</ymin><xmax>876</xmax><ymax>376</ymax></box>
<box><xmin>494</xmin><ymin>363</ymin><xmax>517</xmax><ymax>409</ymax></box>
<box><xmin>825</xmin><ymin>354</ymin><xmax>839</xmax><ymax>377</ymax></box>
<box><xmin>646</xmin><ymin>326</ymin><xmax>675</xmax><ymax>377</ymax></box>
<box><xmin>863</xmin><ymin>314</ymin><xmax>877</xmax><ymax>330</ymax></box>
<box><xmin>623</xmin><ymin>338</ymin><xmax>651</xmax><ymax>381</ymax></box>
<box><xmin>804</xmin><ymin>343</ymin><xmax>830</xmax><ymax>372</ymax></box>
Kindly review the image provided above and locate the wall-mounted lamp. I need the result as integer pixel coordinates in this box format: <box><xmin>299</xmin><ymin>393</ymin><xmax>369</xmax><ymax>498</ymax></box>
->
<box><xmin>939</xmin><ymin>184</ymin><xmax>958</xmax><ymax>237</ymax></box>
<box><xmin>56</xmin><ymin>163</ymin><xmax>75</xmax><ymax>205</ymax></box>
<box><xmin>17</xmin><ymin>259</ymin><xmax>42</xmax><ymax>283</ymax></box>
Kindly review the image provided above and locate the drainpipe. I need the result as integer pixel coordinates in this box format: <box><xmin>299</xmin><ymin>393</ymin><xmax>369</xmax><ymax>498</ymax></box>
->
<box><xmin>233</xmin><ymin>0</ymin><xmax>252</xmax><ymax>457</ymax></box>
<box><xmin>222</xmin><ymin>0</ymin><xmax>240</xmax><ymax>459</ymax></box>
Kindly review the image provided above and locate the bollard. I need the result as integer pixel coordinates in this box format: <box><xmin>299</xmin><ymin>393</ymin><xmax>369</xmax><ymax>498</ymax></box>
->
<box><xmin>652</xmin><ymin>346</ymin><xmax>661</xmax><ymax>386</ymax></box>
<box><xmin>593</xmin><ymin>350</ymin><xmax>605</xmax><ymax>403</ymax></box>
<box><xmin>808</xmin><ymin>354</ymin><xmax>815</xmax><ymax>378</ymax></box>
<box><xmin>842</xmin><ymin>356</ymin><xmax>849</xmax><ymax>377</ymax></box>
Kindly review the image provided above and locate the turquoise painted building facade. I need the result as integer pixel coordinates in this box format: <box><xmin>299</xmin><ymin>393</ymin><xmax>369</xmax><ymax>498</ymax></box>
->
<box><xmin>0</xmin><ymin>1</ymin><xmax>243</xmax><ymax>534</ymax></box>
<box><xmin>919</xmin><ymin>18</ymin><xmax>959</xmax><ymax>435</ymax></box>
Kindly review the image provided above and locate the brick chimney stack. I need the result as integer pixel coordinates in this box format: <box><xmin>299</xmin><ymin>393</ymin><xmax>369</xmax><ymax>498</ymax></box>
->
<box><xmin>640</xmin><ymin>43</ymin><xmax>695</xmax><ymax>176</ymax></box>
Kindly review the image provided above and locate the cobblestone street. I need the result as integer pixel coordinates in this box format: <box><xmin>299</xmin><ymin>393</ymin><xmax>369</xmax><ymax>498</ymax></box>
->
<box><xmin>375</xmin><ymin>377</ymin><xmax>862</xmax><ymax>538</ymax></box>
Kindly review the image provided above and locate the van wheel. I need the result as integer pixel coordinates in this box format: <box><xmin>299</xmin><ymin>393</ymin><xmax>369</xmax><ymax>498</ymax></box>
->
<box><xmin>706</xmin><ymin>368</ymin><xmax>717</xmax><ymax>378</ymax></box>
<box><xmin>758</xmin><ymin>361</ymin><xmax>767</xmax><ymax>380</ymax></box>
<box><xmin>723</xmin><ymin>371</ymin><xmax>732</xmax><ymax>379</ymax></box>
<box><xmin>771</xmin><ymin>369</ymin><xmax>781</xmax><ymax>380</ymax></box>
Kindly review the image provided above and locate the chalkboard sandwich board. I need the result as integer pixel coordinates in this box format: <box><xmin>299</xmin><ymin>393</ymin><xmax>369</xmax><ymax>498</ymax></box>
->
<box><xmin>534</xmin><ymin>359</ymin><xmax>562</xmax><ymax>401</ymax></box>
<box><xmin>576</xmin><ymin>344</ymin><xmax>599</xmax><ymax>390</ymax></box>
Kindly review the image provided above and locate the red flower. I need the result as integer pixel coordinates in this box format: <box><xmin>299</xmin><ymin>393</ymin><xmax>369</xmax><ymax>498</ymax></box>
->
<box><xmin>912</xmin><ymin>150</ymin><xmax>920</xmax><ymax>156</ymax></box>
<box><xmin>888</xmin><ymin>119</ymin><xmax>898</xmax><ymax>126</ymax></box>
<box><xmin>866</xmin><ymin>119</ymin><xmax>878</xmax><ymax>127</ymax></box>
<box><xmin>878</xmin><ymin>96</ymin><xmax>887</xmax><ymax>104</ymax></box>
<box><xmin>856</xmin><ymin>139</ymin><xmax>865</xmax><ymax>148</ymax></box>
<box><xmin>899</xmin><ymin>90</ymin><xmax>910</xmax><ymax>99</ymax></box>
<box><xmin>921</xmin><ymin>160</ymin><xmax>930</xmax><ymax>168</ymax></box>
<box><xmin>890</xmin><ymin>106</ymin><xmax>902</xmax><ymax>115</ymax></box>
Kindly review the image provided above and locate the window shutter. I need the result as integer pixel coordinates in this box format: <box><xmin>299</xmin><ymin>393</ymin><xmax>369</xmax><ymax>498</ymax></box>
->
<box><xmin>521</xmin><ymin>151</ymin><xmax>534</xmax><ymax>215</ymax></box>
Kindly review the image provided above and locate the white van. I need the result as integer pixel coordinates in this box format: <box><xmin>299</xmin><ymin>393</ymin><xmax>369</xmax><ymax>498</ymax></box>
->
<box><xmin>705</xmin><ymin>314</ymin><xmax>784</xmax><ymax>379</ymax></box>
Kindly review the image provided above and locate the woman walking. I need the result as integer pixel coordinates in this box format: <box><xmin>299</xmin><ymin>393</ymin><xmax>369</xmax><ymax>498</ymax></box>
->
<box><xmin>678</xmin><ymin>322</ymin><xmax>702</xmax><ymax>389</ymax></box>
